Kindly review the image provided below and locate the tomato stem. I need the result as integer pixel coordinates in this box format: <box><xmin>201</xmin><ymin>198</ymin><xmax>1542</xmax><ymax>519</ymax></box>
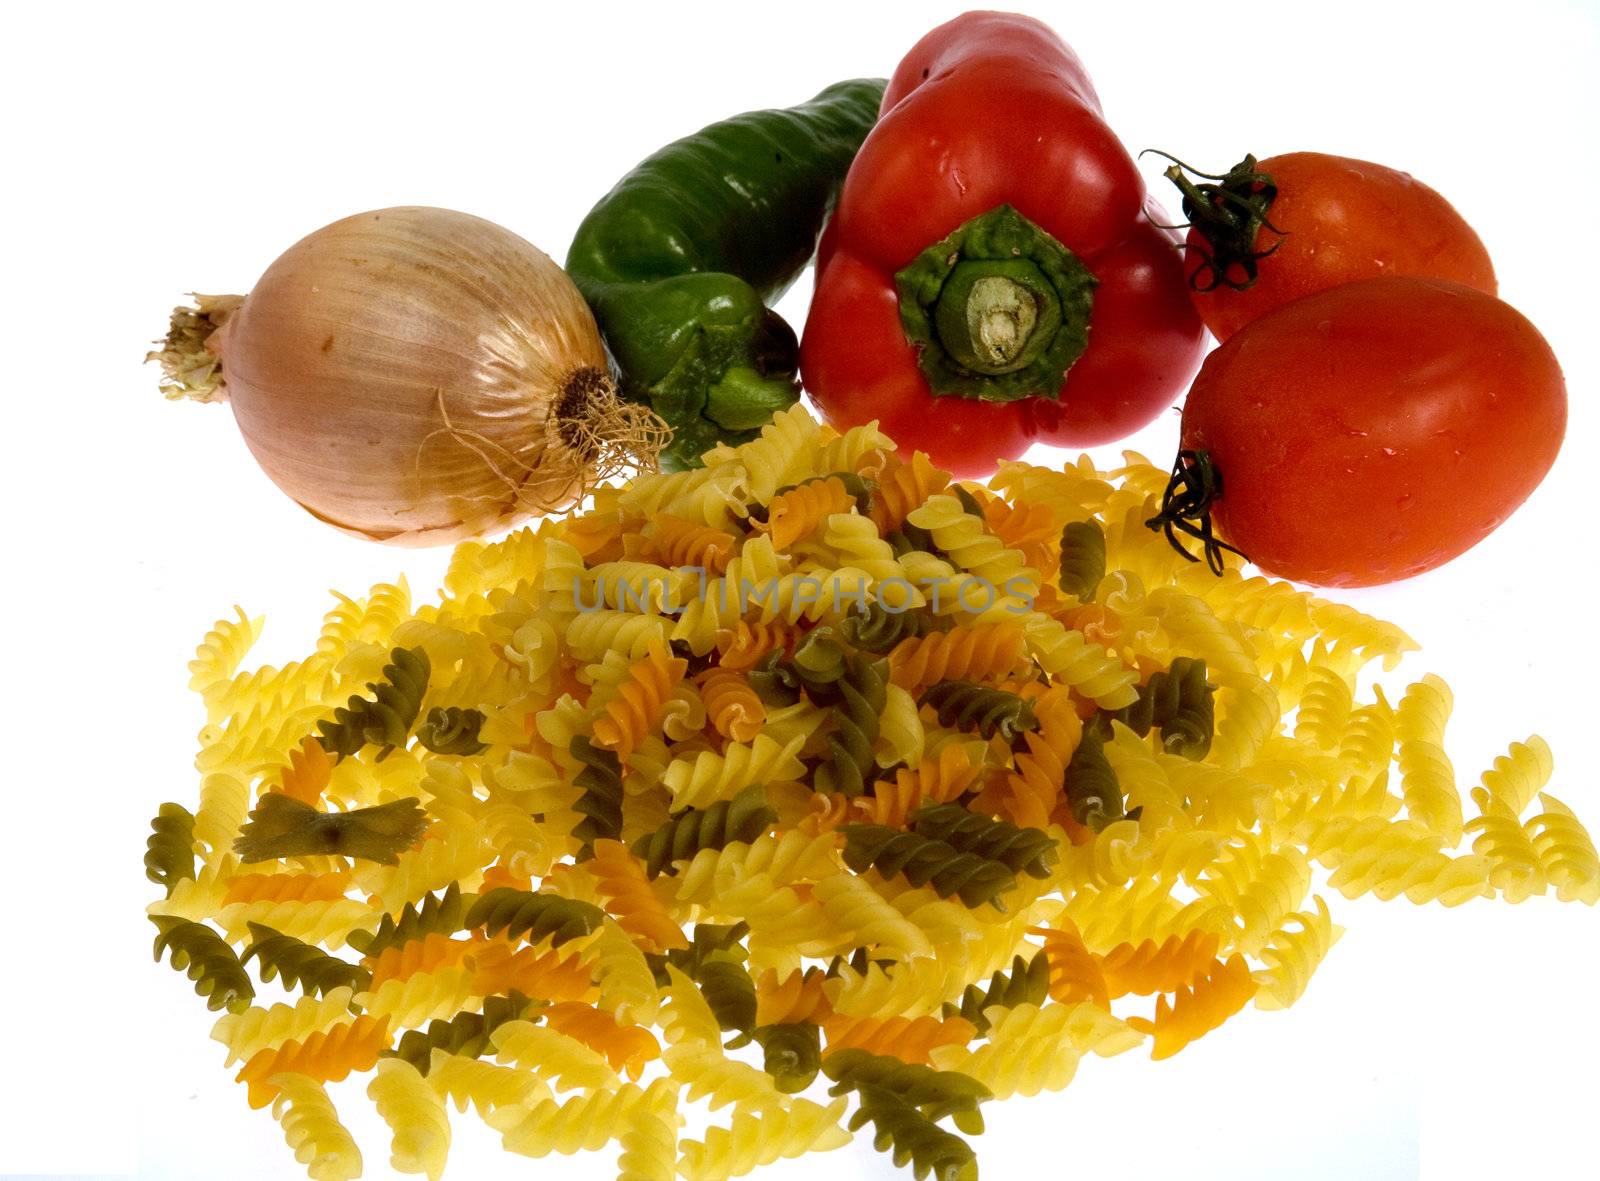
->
<box><xmin>1144</xmin><ymin>151</ymin><xmax>1285</xmax><ymax>293</ymax></box>
<box><xmin>1145</xmin><ymin>450</ymin><xmax>1248</xmax><ymax>575</ymax></box>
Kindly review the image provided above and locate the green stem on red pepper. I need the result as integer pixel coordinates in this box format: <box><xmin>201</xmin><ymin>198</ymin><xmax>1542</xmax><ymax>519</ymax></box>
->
<box><xmin>894</xmin><ymin>205</ymin><xmax>1097</xmax><ymax>403</ymax></box>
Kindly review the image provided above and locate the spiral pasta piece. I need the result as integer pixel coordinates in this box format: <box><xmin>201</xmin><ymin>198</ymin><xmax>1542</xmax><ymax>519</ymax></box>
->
<box><xmin>1028</xmin><ymin>921</ymin><xmax>1111</xmax><ymax>1010</ymax></box>
<box><xmin>641</xmin><ymin>514</ymin><xmax>739</xmax><ymax>575</ymax></box>
<box><xmin>1253</xmin><ymin>897</ymin><xmax>1342</xmax><ymax>1010</ymax></box>
<box><xmin>759</xmin><ymin>476</ymin><xmax>855</xmax><ymax>551</ymax></box>
<box><xmin>212</xmin><ymin>987</ymin><xmax>359</xmax><ymax>1067</ymax></box>
<box><xmin>704</xmin><ymin>402</ymin><xmax>821</xmax><ymax>502</ymax></box>
<box><xmin>1057</xmin><ymin>520</ymin><xmax>1107</xmax><ymax>601</ymax></box>
<box><xmin>364</xmin><ymin>933</ymin><xmax>476</xmax><ymax>991</ymax></box>
<box><xmin>145</xmin><ymin>802</ymin><xmax>198</xmax><ymax>895</ymax></box>
<box><xmin>425</xmin><ymin>1051</ymin><xmax>550</xmax><ymax>1116</ymax></box>
<box><xmin>714</xmin><ymin>621</ymin><xmax>799</xmax><ymax>672</ymax></box>
<box><xmin>678</xmin><ymin>1097</ymin><xmax>851</xmax><ymax>1179</ymax></box>
<box><xmin>487</xmin><ymin>1081</ymin><xmax>660</xmax><ymax>1158</ymax></box>
<box><xmin>617</xmin><ymin>1078</ymin><xmax>681</xmax><ymax>1180</ymax></box>
<box><xmin>190</xmin><ymin>606</ymin><xmax>263</xmax><ymax>694</ymax></box>
<box><xmin>1471</xmin><ymin>736</ymin><xmax>1555</xmax><ymax>819</ymax></box>
<box><xmin>224</xmin><ymin>871</ymin><xmax>351</xmax><ymax>908</ymax></box>
<box><xmin>1103</xmin><ymin>656</ymin><xmax>1215</xmax><ymax>760</ymax></box>
<box><xmin>466</xmin><ymin>940</ymin><xmax>593</xmax><ymax>1001</ymax></box>
<box><xmin>463</xmin><ymin>888</ymin><xmax>604</xmax><ymax>947</ymax></box>
<box><xmin>754</xmin><ymin>967</ymin><xmax>834</xmax><ymax>1026</ymax></box>
<box><xmin>1020</xmin><ymin>613</ymin><xmax>1140</xmax><ymax>710</ymax></box>
<box><xmin>1096</xmin><ymin>930</ymin><xmax>1222</xmax><ymax>999</ymax></box>
<box><xmin>236</xmin><ymin>1014</ymin><xmax>392</xmax><ymax>1108</ymax></box>
<box><xmin>542</xmin><ymin>1001</ymin><xmax>661</xmax><ymax>1079</ymax></box>
<box><xmin>939</xmin><ymin>951</ymin><xmax>1050</xmax><ymax>1036</ymax></box>
<box><xmin>368</xmin><ymin>1057</ymin><xmax>451</xmax><ymax>1181</ymax></box>
<box><xmin>662</xmin><ymin>733</ymin><xmax>806</xmax><ymax>811</ymax></box>
<box><xmin>698</xmin><ymin>667</ymin><xmax>768</xmax><ymax>743</ymax></box>
<box><xmin>1293</xmin><ymin>667</ymin><xmax>1352</xmax><ymax>753</ymax></box>
<box><xmin>274</xmin><ymin>738</ymin><xmax>334</xmax><ymax>807</ymax></box>
<box><xmin>387</xmin><ymin>992</ymin><xmax>535</xmax><ymax>1075</ymax></box>
<box><xmin>920</xmin><ymin>680</ymin><xmax>1037</xmax><ymax>743</ymax></box>
<box><xmin>1127</xmin><ymin>954</ymin><xmax>1257</xmax><ymax>1059</ymax></box>
<box><xmin>589</xmin><ymin>839</ymin><xmax>688</xmax><ymax>952</ymax></box>
<box><xmin>982</xmin><ymin>496</ymin><xmax>1060</xmax><ymax>578</ymax></box>
<box><xmin>632</xmin><ymin>785</ymin><xmax>777</xmax><ymax>879</ymax></box>
<box><xmin>270</xmin><ymin>1074</ymin><xmax>363</xmax><ymax>1181</ymax></box>
<box><xmin>870</xmin><ymin>450</ymin><xmax>951</xmax><ymax>534</ymax></box>
<box><xmin>841</xmin><ymin>825</ymin><xmax>1016</xmax><ymax>909</ymax></box>
<box><xmin>1001</xmin><ymin>691</ymin><xmax>1080</xmax><ymax>830</ymax></box>
<box><xmin>152</xmin><ymin>915</ymin><xmax>254</xmax><ymax>1013</ymax></box>
<box><xmin>808</xmin><ymin>741</ymin><xmax>981</xmax><ymax>836</ymax></box>
<box><xmin>316</xmin><ymin>647</ymin><xmax>431</xmax><ymax>760</ymax></box>
<box><xmin>591</xmin><ymin>638</ymin><xmax>688</xmax><ymax>761</ymax></box>
<box><xmin>907</xmin><ymin>494</ymin><xmax>1037</xmax><ymax>593</ymax></box>
<box><xmin>1465</xmin><ymin>807</ymin><xmax>1548</xmax><ymax>903</ymax></box>
<box><xmin>887</xmin><ymin>623</ymin><xmax>1029</xmax><ymax>692</ymax></box>
<box><xmin>1523</xmin><ymin>794</ymin><xmax>1600</xmax><ymax>905</ymax></box>
<box><xmin>931</xmin><ymin>1001</ymin><xmax>1141</xmax><ymax>1100</ymax></box>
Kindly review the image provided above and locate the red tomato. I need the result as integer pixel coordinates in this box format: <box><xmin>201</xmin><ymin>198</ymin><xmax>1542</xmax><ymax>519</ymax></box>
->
<box><xmin>1177</xmin><ymin>152</ymin><xmax>1497</xmax><ymax>341</ymax></box>
<box><xmin>1177</xmin><ymin>277</ymin><xmax>1564</xmax><ymax>587</ymax></box>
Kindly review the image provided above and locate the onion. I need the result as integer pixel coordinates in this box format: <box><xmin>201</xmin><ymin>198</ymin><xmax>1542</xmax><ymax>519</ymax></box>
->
<box><xmin>150</xmin><ymin>207</ymin><xmax>668</xmax><ymax>544</ymax></box>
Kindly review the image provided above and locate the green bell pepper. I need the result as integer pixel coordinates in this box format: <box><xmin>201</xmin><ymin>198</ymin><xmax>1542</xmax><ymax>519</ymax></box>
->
<box><xmin>566</xmin><ymin>77</ymin><xmax>886</xmax><ymax>470</ymax></box>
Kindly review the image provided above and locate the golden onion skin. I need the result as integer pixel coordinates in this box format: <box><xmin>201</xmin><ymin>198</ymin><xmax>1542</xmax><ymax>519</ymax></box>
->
<box><xmin>215</xmin><ymin>207</ymin><xmax>606</xmax><ymax>544</ymax></box>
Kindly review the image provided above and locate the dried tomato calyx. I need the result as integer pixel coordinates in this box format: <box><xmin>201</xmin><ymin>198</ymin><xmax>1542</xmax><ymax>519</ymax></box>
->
<box><xmin>1150</xmin><ymin>151</ymin><xmax>1285</xmax><ymax>293</ymax></box>
<box><xmin>1145</xmin><ymin>449</ymin><xmax>1249</xmax><ymax>576</ymax></box>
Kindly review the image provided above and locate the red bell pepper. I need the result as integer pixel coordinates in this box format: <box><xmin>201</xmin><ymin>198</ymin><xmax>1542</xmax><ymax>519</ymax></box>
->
<box><xmin>801</xmin><ymin>11</ymin><xmax>1206</xmax><ymax>477</ymax></box>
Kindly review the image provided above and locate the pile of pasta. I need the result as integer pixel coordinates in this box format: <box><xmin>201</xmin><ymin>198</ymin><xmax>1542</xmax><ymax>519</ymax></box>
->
<box><xmin>146</xmin><ymin>405</ymin><xmax>1598</xmax><ymax>1181</ymax></box>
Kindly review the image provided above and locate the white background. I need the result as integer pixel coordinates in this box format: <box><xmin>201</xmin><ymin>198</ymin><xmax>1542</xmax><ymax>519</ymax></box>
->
<box><xmin>2</xmin><ymin>1</ymin><xmax>1596</xmax><ymax>1178</ymax></box>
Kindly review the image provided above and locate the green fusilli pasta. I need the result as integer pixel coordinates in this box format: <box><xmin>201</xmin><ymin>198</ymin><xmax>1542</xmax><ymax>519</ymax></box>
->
<box><xmin>940</xmin><ymin>952</ymin><xmax>1051</xmax><ymax>1035</ymax></box>
<box><xmin>152</xmin><ymin>915</ymin><xmax>254</xmax><ymax>1013</ymax></box>
<box><xmin>909</xmin><ymin>804</ymin><xmax>1057</xmax><ymax>879</ymax></box>
<box><xmin>1063</xmin><ymin>729</ymin><xmax>1124</xmax><ymax>832</ymax></box>
<box><xmin>824</xmin><ymin>1049</ymin><xmax>993</xmax><ymax>1133</ymax></box>
<box><xmin>416</xmin><ymin>706</ymin><xmax>488</xmax><ymax>756</ymax></box>
<box><xmin>242</xmin><ymin>923</ymin><xmax>372</xmax><ymax>997</ymax></box>
<box><xmin>1058</xmin><ymin>520</ymin><xmax>1107</xmax><ymax>600</ymax></box>
<box><xmin>747</xmin><ymin>647</ymin><xmax>805</xmax><ymax>707</ymax></box>
<box><xmin>631</xmin><ymin>785</ymin><xmax>778</xmax><ymax>878</ymax></box>
<box><xmin>920</xmin><ymin>681</ymin><xmax>1037</xmax><ymax>743</ymax></box>
<box><xmin>1102</xmin><ymin>656</ymin><xmax>1215</xmax><ymax>759</ymax></box>
<box><xmin>791</xmin><ymin>627</ymin><xmax>850</xmax><ymax>698</ymax></box>
<box><xmin>841</xmin><ymin>825</ymin><xmax>1017</xmax><ymax>908</ymax></box>
<box><xmin>753</xmin><ymin>1020</ymin><xmax>822</xmax><ymax>1093</ymax></box>
<box><xmin>817</xmin><ymin>653</ymin><xmax>890</xmax><ymax>797</ymax></box>
<box><xmin>348</xmin><ymin>883</ymin><xmax>471</xmax><ymax>958</ymax></box>
<box><xmin>848</xmin><ymin>1085</ymin><xmax>979</xmax><ymax>1181</ymax></box>
<box><xmin>569</xmin><ymin>736</ymin><xmax>625</xmax><ymax>850</ymax></box>
<box><xmin>145</xmin><ymin>802</ymin><xmax>197</xmax><ymax>895</ymax></box>
<box><xmin>316</xmin><ymin>646</ymin><xmax>431</xmax><ymax>759</ymax></box>
<box><xmin>840</xmin><ymin>601</ymin><xmax>945</xmax><ymax>653</ymax></box>
<box><xmin>385</xmin><ymin>992</ymin><xmax>534</xmax><ymax>1074</ymax></box>
<box><xmin>464</xmin><ymin>889</ymin><xmax>605</xmax><ymax>946</ymax></box>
